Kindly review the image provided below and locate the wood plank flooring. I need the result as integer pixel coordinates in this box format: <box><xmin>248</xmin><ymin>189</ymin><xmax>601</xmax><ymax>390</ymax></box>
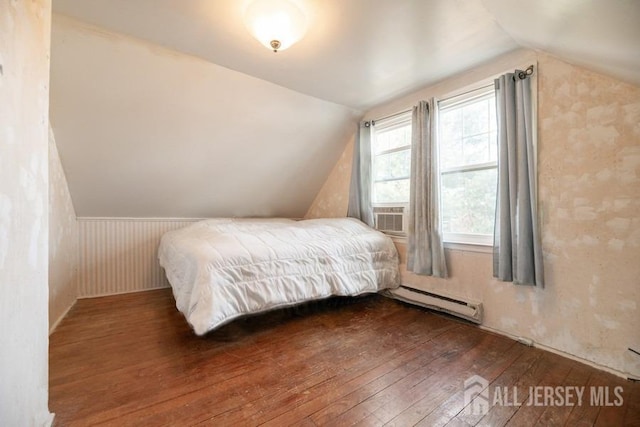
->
<box><xmin>49</xmin><ymin>289</ymin><xmax>640</xmax><ymax>426</ymax></box>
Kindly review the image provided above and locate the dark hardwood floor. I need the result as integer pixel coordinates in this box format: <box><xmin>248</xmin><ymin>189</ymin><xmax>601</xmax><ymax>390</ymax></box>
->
<box><xmin>49</xmin><ymin>289</ymin><xmax>639</xmax><ymax>426</ymax></box>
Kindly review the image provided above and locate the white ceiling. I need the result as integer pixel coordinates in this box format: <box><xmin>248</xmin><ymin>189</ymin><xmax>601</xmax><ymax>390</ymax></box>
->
<box><xmin>52</xmin><ymin>0</ymin><xmax>640</xmax><ymax>110</ymax></box>
<box><xmin>50</xmin><ymin>16</ymin><xmax>359</xmax><ymax>218</ymax></box>
<box><xmin>49</xmin><ymin>0</ymin><xmax>639</xmax><ymax>218</ymax></box>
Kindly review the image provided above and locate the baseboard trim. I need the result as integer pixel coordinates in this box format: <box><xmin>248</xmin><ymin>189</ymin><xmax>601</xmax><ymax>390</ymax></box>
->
<box><xmin>77</xmin><ymin>285</ymin><xmax>170</xmax><ymax>300</ymax></box>
<box><xmin>45</xmin><ymin>412</ymin><xmax>55</xmax><ymax>427</ymax></box>
<box><xmin>77</xmin><ymin>217</ymin><xmax>206</xmax><ymax>222</ymax></box>
<box><xmin>49</xmin><ymin>299</ymin><xmax>77</xmax><ymax>335</ymax></box>
<box><xmin>478</xmin><ymin>324</ymin><xmax>635</xmax><ymax>381</ymax></box>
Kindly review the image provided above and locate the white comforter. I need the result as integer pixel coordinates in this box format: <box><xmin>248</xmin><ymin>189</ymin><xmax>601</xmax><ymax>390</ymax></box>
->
<box><xmin>158</xmin><ymin>218</ymin><xmax>400</xmax><ymax>335</ymax></box>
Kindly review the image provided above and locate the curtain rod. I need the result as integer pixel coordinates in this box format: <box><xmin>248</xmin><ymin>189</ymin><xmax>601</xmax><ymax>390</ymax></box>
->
<box><xmin>364</xmin><ymin>63</ymin><xmax>534</xmax><ymax>127</ymax></box>
<box><xmin>365</xmin><ymin>108</ymin><xmax>412</xmax><ymax>127</ymax></box>
<box><xmin>516</xmin><ymin>64</ymin><xmax>535</xmax><ymax>80</ymax></box>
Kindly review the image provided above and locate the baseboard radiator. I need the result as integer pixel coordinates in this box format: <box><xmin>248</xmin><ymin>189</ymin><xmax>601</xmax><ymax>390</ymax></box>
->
<box><xmin>390</xmin><ymin>285</ymin><xmax>483</xmax><ymax>324</ymax></box>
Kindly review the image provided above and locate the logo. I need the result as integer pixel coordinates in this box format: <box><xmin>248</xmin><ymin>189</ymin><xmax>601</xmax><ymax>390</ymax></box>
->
<box><xmin>463</xmin><ymin>374</ymin><xmax>625</xmax><ymax>416</ymax></box>
<box><xmin>464</xmin><ymin>375</ymin><xmax>489</xmax><ymax>415</ymax></box>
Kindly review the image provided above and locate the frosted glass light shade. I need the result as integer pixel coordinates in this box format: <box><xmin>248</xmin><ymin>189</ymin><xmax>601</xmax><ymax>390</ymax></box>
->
<box><xmin>244</xmin><ymin>0</ymin><xmax>307</xmax><ymax>52</ymax></box>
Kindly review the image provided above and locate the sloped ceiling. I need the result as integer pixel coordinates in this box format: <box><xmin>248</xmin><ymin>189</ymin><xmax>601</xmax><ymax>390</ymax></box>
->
<box><xmin>482</xmin><ymin>0</ymin><xmax>640</xmax><ymax>88</ymax></box>
<box><xmin>50</xmin><ymin>0</ymin><xmax>639</xmax><ymax>218</ymax></box>
<box><xmin>50</xmin><ymin>16</ymin><xmax>359</xmax><ymax>218</ymax></box>
<box><xmin>52</xmin><ymin>0</ymin><xmax>640</xmax><ymax>109</ymax></box>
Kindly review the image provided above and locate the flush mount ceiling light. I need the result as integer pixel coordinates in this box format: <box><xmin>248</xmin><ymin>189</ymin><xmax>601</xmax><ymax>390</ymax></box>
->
<box><xmin>244</xmin><ymin>0</ymin><xmax>308</xmax><ymax>53</ymax></box>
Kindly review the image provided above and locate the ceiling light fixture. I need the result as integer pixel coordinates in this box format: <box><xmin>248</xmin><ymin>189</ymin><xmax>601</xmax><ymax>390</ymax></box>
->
<box><xmin>244</xmin><ymin>0</ymin><xmax>308</xmax><ymax>53</ymax></box>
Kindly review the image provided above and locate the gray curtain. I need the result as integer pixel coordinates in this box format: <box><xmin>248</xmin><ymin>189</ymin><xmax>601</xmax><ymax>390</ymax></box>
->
<box><xmin>347</xmin><ymin>122</ymin><xmax>374</xmax><ymax>227</ymax></box>
<box><xmin>493</xmin><ymin>69</ymin><xmax>544</xmax><ymax>287</ymax></box>
<box><xmin>407</xmin><ymin>100</ymin><xmax>447</xmax><ymax>277</ymax></box>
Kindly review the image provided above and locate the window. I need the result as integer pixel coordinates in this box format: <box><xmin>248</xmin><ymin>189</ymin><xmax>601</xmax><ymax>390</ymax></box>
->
<box><xmin>370</xmin><ymin>112</ymin><xmax>412</xmax><ymax>235</ymax></box>
<box><xmin>367</xmin><ymin>86</ymin><xmax>497</xmax><ymax>244</ymax></box>
<box><xmin>438</xmin><ymin>86</ymin><xmax>497</xmax><ymax>245</ymax></box>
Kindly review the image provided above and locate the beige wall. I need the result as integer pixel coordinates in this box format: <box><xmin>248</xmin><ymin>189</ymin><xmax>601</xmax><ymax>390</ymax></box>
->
<box><xmin>0</xmin><ymin>0</ymin><xmax>54</xmax><ymax>425</ymax></box>
<box><xmin>306</xmin><ymin>51</ymin><xmax>640</xmax><ymax>377</ymax></box>
<box><xmin>49</xmin><ymin>127</ymin><xmax>78</xmax><ymax>331</ymax></box>
<box><xmin>305</xmin><ymin>137</ymin><xmax>355</xmax><ymax>219</ymax></box>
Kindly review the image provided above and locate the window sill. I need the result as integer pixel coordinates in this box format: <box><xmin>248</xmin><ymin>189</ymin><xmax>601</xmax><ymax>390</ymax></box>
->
<box><xmin>386</xmin><ymin>236</ymin><xmax>491</xmax><ymax>254</ymax></box>
<box><xmin>444</xmin><ymin>241</ymin><xmax>492</xmax><ymax>254</ymax></box>
<box><xmin>389</xmin><ymin>234</ymin><xmax>407</xmax><ymax>244</ymax></box>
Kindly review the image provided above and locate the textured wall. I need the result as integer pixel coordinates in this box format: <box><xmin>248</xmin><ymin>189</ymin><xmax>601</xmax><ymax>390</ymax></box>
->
<box><xmin>0</xmin><ymin>0</ymin><xmax>54</xmax><ymax>425</ymax></box>
<box><xmin>305</xmin><ymin>137</ymin><xmax>355</xmax><ymax>219</ymax></box>
<box><xmin>533</xmin><ymin>52</ymin><xmax>639</xmax><ymax>375</ymax></box>
<box><xmin>49</xmin><ymin>126</ymin><xmax>78</xmax><ymax>331</ymax></box>
<box><xmin>307</xmin><ymin>51</ymin><xmax>640</xmax><ymax>376</ymax></box>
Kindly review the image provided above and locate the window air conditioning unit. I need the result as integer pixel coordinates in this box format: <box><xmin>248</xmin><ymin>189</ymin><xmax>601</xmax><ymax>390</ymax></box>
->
<box><xmin>374</xmin><ymin>206</ymin><xmax>406</xmax><ymax>235</ymax></box>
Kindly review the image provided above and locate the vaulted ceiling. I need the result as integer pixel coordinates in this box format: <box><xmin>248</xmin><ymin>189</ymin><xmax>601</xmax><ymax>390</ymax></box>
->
<box><xmin>50</xmin><ymin>0</ymin><xmax>640</xmax><ymax>218</ymax></box>
<box><xmin>53</xmin><ymin>0</ymin><xmax>640</xmax><ymax>110</ymax></box>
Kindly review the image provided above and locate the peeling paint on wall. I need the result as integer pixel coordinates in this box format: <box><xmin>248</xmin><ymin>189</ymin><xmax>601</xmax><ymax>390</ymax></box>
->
<box><xmin>0</xmin><ymin>0</ymin><xmax>54</xmax><ymax>425</ymax></box>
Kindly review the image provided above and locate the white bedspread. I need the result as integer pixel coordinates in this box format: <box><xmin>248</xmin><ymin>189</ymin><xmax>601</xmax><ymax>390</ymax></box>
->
<box><xmin>158</xmin><ymin>218</ymin><xmax>400</xmax><ymax>335</ymax></box>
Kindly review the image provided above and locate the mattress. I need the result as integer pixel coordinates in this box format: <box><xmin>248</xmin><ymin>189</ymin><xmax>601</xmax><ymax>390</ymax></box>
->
<box><xmin>158</xmin><ymin>217</ymin><xmax>400</xmax><ymax>335</ymax></box>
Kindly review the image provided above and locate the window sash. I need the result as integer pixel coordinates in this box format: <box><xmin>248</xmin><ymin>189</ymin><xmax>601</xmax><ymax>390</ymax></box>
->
<box><xmin>441</xmin><ymin>161</ymin><xmax>496</xmax><ymax>175</ymax></box>
<box><xmin>373</xmin><ymin>146</ymin><xmax>411</xmax><ymax>184</ymax></box>
<box><xmin>438</xmin><ymin>86</ymin><xmax>497</xmax><ymax>245</ymax></box>
<box><xmin>374</xmin><ymin>112</ymin><xmax>412</xmax><ymax>129</ymax></box>
<box><xmin>443</xmin><ymin>232</ymin><xmax>493</xmax><ymax>246</ymax></box>
<box><xmin>438</xmin><ymin>85</ymin><xmax>494</xmax><ymax>111</ymax></box>
<box><xmin>371</xmin><ymin>112</ymin><xmax>412</xmax><ymax>205</ymax></box>
<box><xmin>374</xmin><ymin>176</ymin><xmax>410</xmax><ymax>184</ymax></box>
<box><xmin>375</xmin><ymin>145</ymin><xmax>411</xmax><ymax>157</ymax></box>
<box><xmin>372</xmin><ymin>179</ymin><xmax>411</xmax><ymax>205</ymax></box>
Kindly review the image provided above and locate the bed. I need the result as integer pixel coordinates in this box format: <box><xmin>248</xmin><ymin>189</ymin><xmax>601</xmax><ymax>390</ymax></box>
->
<box><xmin>158</xmin><ymin>217</ymin><xmax>400</xmax><ymax>335</ymax></box>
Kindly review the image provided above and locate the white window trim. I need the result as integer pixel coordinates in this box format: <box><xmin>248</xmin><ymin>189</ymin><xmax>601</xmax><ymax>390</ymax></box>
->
<box><xmin>364</xmin><ymin>60</ymin><xmax>538</xmax><ymax>249</ymax></box>
<box><xmin>370</xmin><ymin>112</ymin><xmax>412</xmax><ymax>207</ymax></box>
<box><xmin>440</xmin><ymin>161</ymin><xmax>497</xmax><ymax>175</ymax></box>
<box><xmin>443</xmin><ymin>232</ymin><xmax>493</xmax><ymax>247</ymax></box>
<box><xmin>370</xmin><ymin>112</ymin><xmax>412</xmax><ymax>237</ymax></box>
<box><xmin>388</xmin><ymin>235</ymin><xmax>493</xmax><ymax>254</ymax></box>
<box><xmin>444</xmin><ymin>241</ymin><xmax>493</xmax><ymax>253</ymax></box>
<box><xmin>437</xmin><ymin>85</ymin><xmax>497</xmax><ymax>247</ymax></box>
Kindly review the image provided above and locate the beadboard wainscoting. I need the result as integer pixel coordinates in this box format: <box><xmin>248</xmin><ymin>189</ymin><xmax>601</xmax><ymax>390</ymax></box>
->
<box><xmin>78</xmin><ymin>218</ymin><xmax>201</xmax><ymax>297</ymax></box>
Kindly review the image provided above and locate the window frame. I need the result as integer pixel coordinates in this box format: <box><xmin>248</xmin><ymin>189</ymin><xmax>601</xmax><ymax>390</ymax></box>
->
<box><xmin>370</xmin><ymin>111</ymin><xmax>412</xmax><ymax>236</ymax></box>
<box><xmin>437</xmin><ymin>85</ymin><xmax>498</xmax><ymax>247</ymax></box>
